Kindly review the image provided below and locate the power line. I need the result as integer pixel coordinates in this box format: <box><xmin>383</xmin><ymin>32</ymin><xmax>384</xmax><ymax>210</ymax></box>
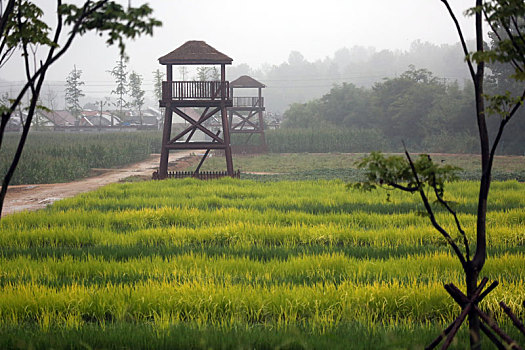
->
<box><xmin>0</xmin><ymin>75</ymin><xmax>466</xmax><ymax>87</ymax></box>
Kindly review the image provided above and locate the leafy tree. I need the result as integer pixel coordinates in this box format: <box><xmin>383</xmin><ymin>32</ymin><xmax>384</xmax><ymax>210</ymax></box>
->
<box><xmin>281</xmin><ymin>101</ymin><xmax>323</xmax><ymax>129</ymax></box>
<box><xmin>195</xmin><ymin>66</ymin><xmax>220</xmax><ymax>81</ymax></box>
<box><xmin>320</xmin><ymin>83</ymin><xmax>372</xmax><ymax>128</ymax></box>
<box><xmin>371</xmin><ymin>66</ymin><xmax>448</xmax><ymax>143</ymax></box>
<box><xmin>355</xmin><ymin>1</ymin><xmax>525</xmax><ymax>348</ymax></box>
<box><xmin>280</xmin><ymin>67</ymin><xmax>481</xmax><ymax>152</ymax></box>
<box><xmin>195</xmin><ymin>67</ymin><xmax>207</xmax><ymax>81</ymax></box>
<box><xmin>108</xmin><ymin>54</ymin><xmax>129</xmax><ymax>118</ymax></box>
<box><xmin>0</xmin><ymin>0</ymin><xmax>161</xmax><ymax>218</ymax></box>
<box><xmin>0</xmin><ymin>93</ymin><xmax>9</xmax><ymax>109</ymax></box>
<box><xmin>43</xmin><ymin>85</ymin><xmax>58</xmax><ymax>112</ymax></box>
<box><xmin>484</xmin><ymin>31</ymin><xmax>525</xmax><ymax>153</ymax></box>
<box><xmin>209</xmin><ymin>66</ymin><xmax>219</xmax><ymax>80</ymax></box>
<box><xmin>128</xmin><ymin>71</ymin><xmax>144</xmax><ymax>125</ymax></box>
<box><xmin>64</xmin><ymin>65</ymin><xmax>84</xmax><ymax>119</ymax></box>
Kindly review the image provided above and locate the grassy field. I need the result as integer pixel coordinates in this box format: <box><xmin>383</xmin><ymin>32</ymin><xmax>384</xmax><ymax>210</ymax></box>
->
<box><xmin>0</xmin><ymin>178</ymin><xmax>524</xmax><ymax>349</ymax></box>
<box><xmin>2</xmin><ymin>128</ymin><xmax>524</xmax><ymax>185</ymax></box>
<box><xmin>188</xmin><ymin>152</ymin><xmax>525</xmax><ymax>182</ymax></box>
<box><xmin>1</xmin><ymin>131</ymin><xmax>161</xmax><ymax>185</ymax></box>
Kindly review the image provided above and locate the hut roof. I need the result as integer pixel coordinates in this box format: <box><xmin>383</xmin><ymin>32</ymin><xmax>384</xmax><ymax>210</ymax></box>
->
<box><xmin>230</xmin><ymin>75</ymin><xmax>266</xmax><ymax>88</ymax></box>
<box><xmin>179</xmin><ymin>108</ymin><xmax>202</xmax><ymax>122</ymax></box>
<box><xmin>159</xmin><ymin>41</ymin><xmax>233</xmax><ymax>65</ymax></box>
<box><xmin>39</xmin><ymin>110</ymin><xmax>76</xmax><ymax>126</ymax></box>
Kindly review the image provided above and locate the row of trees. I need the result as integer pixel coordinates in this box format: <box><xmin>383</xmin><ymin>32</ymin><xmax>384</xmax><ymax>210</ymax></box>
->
<box><xmin>281</xmin><ymin>65</ymin><xmax>524</xmax><ymax>154</ymax></box>
<box><xmin>65</xmin><ymin>56</ymin><xmax>146</xmax><ymax>122</ymax></box>
<box><xmin>63</xmin><ymin>62</ymin><xmax>221</xmax><ymax>120</ymax></box>
<box><xmin>228</xmin><ymin>40</ymin><xmax>472</xmax><ymax>113</ymax></box>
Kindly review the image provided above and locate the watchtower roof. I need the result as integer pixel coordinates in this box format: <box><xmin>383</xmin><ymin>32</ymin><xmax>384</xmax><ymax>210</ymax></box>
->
<box><xmin>230</xmin><ymin>75</ymin><xmax>266</xmax><ymax>88</ymax></box>
<box><xmin>159</xmin><ymin>40</ymin><xmax>233</xmax><ymax>65</ymax></box>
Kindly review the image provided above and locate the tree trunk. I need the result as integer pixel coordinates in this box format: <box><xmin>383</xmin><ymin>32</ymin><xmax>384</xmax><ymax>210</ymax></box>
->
<box><xmin>466</xmin><ymin>264</ymin><xmax>481</xmax><ymax>350</ymax></box>
<box><xmin>470</xmin><ymin>2</ymin><xmax>487</xmax><ymax>347</ymax></box>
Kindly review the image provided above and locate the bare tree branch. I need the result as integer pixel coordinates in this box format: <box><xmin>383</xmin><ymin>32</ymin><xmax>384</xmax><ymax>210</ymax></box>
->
<box><xmin>20</xmin><ymin>23</ymin><xmax>35</xmax><ymax>94</ymax></box>
<box><xmin>431</xmin><ymin>177</ymin><xmax>471</xmax><ymax>262</ymax></box>
<box><xmin>440</xmin><ymin>0</ymin><xmax>477</xmax><ymax>81</ymax></box>
<box><xmin>0</xmin><ymin>0</ymin><xmax>91</xmax><ymax>217</ymax></box>
<box><xmin>0</xmin><ymin>42</ymin><xmax>15</xmax><ymax>68</ymax></box>
<box><xmin>389</xmin><ymin>183</ymin><xmax>419</xmax><ymax>193</ymax></box>
<box><xmin>404</xmin><ymin>148</ymin><xmax>467</xmax><ymax>269</ymax></box>
<box><xmin>0</xmin><ymin>0</ymin><xmax>83</xmax><ymax>148</ymax></box>
<box><xmin>510</xmin><ymin>16</ymin><xmax>525</xmax><ymax>59</ymax></box>
<box><xmin>486</xmin><ymin>88</ymin><xmax>525</xmax><ymax>194</ymax></box>
<box><xmin>483</xmin><ymin>10</ymin><xmax>523</xmax><ymax>72</ymax></box>
<box><xmin>500</xmin><ymin>21</ymin><xmax>525</xmax><ymax>69</ymax></box>
<box><xmin>0</xmin><ymin>0</ymin><xmax>15</xmax><ymax>35</ymax></box>
<box><xmin>506</xmin><ymin>88</ymin><xmax>525</xmax><ymax>122</ymax></box>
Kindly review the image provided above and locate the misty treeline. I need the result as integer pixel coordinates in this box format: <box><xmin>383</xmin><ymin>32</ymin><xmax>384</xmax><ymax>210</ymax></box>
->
<box><xmin>275</xmin><ymin>64</ymin><xmax>524</xmax><ymax>155</ymax></box>
<box><xmin>228</xmin><ymin>40</ymin><xmax>470</xmax><ymax>113</ymax></box>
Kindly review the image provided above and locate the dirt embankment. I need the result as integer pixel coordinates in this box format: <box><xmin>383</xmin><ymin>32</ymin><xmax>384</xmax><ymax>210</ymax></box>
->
<box><xmin>3</xmin><ymin>151</ymin><xmax>198</xmax><ymax>216</ymax></box>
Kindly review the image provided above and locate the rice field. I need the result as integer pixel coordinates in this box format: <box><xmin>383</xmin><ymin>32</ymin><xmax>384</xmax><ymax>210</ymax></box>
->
<box><xmin>194</xmin><ymin>153</ymin><xmax>525</xmax><ymax>182</ymax></box>
<box><xmin>0</xmin><ymin>178</ymin><xmax>524</xmax><ymax>349</ymax></box>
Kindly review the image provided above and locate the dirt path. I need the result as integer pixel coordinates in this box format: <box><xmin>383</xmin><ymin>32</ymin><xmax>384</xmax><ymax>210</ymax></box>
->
<box><xmin>3</xmin><ymin>151</ymin><xmax>197</xmax><ymax>216</ymax></box>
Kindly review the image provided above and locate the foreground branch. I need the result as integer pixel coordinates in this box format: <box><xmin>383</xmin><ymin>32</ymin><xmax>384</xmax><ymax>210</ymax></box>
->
<box><xmin>403</xmin><ymin>149</ymin><xmax>467</xmax><ymax>269</ymax></box>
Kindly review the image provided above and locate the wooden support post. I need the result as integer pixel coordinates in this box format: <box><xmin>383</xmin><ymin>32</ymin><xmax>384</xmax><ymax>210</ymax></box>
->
<box><xmin>194</xmin><ymin>130</ymin><xmax>221</xmax><ymax>176</ymax></box>
<box><xmin>426</xmin><ymin>279</ymin><xmax>523</xmax><ymax>350</ymax></box>
<box><xmin>159</xmin><ymin>64</ymin><xmax>173</xmax><ymax>179</ymax></box>
<box><xmin>480</xmin><ymin>323</ymin><xmax>506</xmax><ymax>350</ymax></box>
<box><xmin>499</xmin><ymin>302</ymin><xmax>525</xmax><ymax>336</ymax></box>
<box><xmin>258</xmin><ymin>86</ymin><xmax>267</xmax><ymax>150</ymax></box>
<box><xmin>221</xmin><ymin>64</ymin><xmax>234</xmax><ymax>176</ymax></box>
<box><xmin>159</xmin><ymin>106</ymin><xmax>172</xmax><ymax>179</ymax></box>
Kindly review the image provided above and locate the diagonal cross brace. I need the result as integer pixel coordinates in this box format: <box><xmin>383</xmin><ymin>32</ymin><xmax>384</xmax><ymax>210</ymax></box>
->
<box><xmin>446</xmin><ymin>283</ymin><xmax>521</xmax><ymax>349</ymax></box>
<box><xmin>186</xmin><ymin>96</ymin><xmax>220</xmax><ymax>142</ymax></box>
<box><xmin>499</xmin><ymin>302</ymin><xmax>525</xmax><ymax>337</ymax></box>
<box><xmin>231</xmin><ymin>110</ymin><xmax>259</xmax><ymax>130</ymax></box>
<box><xmin>426</xmin><ymin>280</ymin><xmax>498</xmax><ymax>350</ymax></box>
<box><xmin>439</xmin><ymin>278</ymin><xmax>489</xmax><ymax>350</ymax></box>
<box><xmin>168</xmin><ymin>107</ymin><xmax>223</xmax><ymax>144</ymax></box>
<box><xmin>426</xmin><ymin>278</ymin><xmax>523</xmax><ymax>350</ymax></box>
<box><xmin>194</xmin><ymin>130</ymin><xmax>221</xmax><ymax>176</ymax></box>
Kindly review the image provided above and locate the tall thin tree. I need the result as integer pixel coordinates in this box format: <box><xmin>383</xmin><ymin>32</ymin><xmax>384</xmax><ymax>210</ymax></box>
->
<box><xmin>128</xmin><ymin>71</ymin><xmax>145</xmax><ymax>125</ymax></box>
<box><xmin>65</xmin><ymin>65</ymin><xmax>84</xmax><ymax>120</ymax></box>
<box><xmin>108</xmin><ymin>55</ymin><xmax>129</xmax><ymax>119</ymax></box>
<box><xmin>152</xmin><ymin>68</ymin><xmax>164</xmax><ymax>102</ymax></box>
<box><xmin>356</xmin><ymin>1</ymin><xmax>525</xmax><ymax>348</ymax></box>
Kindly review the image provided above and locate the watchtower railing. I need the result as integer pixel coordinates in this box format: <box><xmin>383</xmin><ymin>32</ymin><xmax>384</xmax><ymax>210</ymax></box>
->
<box><xmin>232</xmin><ymin>97</ymin><xmax>264</xmax><ymax>108</ymax></box>
<box><xmin>162</xmin><ymin>81</ymin><xmax>230</xmax><ymax>101</ymax></box>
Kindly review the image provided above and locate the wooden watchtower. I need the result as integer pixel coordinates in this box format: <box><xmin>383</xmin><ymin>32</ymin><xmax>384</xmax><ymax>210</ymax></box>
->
<box><xmin>157</xmin><ymin>41</ymin><xmax>235</xmax><ymax>179</ymax></box>
<box><xmin>228</xmin><ymin>76</ymin><xmax>267</xmax><ymax>153</ymax></box>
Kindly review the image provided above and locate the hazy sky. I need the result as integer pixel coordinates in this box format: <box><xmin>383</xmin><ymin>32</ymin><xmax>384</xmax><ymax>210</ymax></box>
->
<box><xmin>0</xmin><ymin>0</ymin><xmax>478</xmax><ymax>95</ymax></box>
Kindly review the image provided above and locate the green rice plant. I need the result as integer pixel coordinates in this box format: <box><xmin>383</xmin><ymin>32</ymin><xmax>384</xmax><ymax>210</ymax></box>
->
<box><xmin>0</xmin><ymin>179</ymin><xmax>523</xmax><ymax>348</ymax></box>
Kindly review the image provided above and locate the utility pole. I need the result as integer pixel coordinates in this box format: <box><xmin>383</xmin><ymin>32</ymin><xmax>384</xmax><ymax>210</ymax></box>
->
<box><xmin>179</xmin><ymin>66</ymin><xmax>188</xmax><ymax>81</ymax></box>
<box><xmin>99</xmin><ymin>100</ymin><xmax>108</xmax><ymax>130</ymax></box>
